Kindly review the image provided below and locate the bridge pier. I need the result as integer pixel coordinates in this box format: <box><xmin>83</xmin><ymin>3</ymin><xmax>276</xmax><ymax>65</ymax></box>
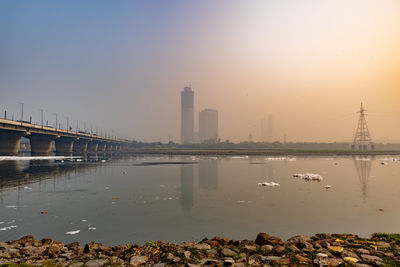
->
<box><xmin>0</xmin><ymin>130</ymin><xmax>26</xmax><ymax>155</ymax></box>
<box><xmin>29</xmin><ymin>134</ymin><xmax>57</xmax><ymax>156</ymax></box>
<box><xmin>97</xmin><ymin>142</ymin><xmax>106</xmax><ymax>153</ymax></box>
<box><xmin>73</xmin><ymin>139</ymin><xmax>89</xmax><ymax>154</ymax></box>
<box><xmin>87</xmin><ymin>141</ymin><xmax>98</xmax><ymax>154</ymax></box>
<box><xmin>55</xmin><ymin>137</ymin><xmax>76</xmax><ymax>155</ymax></box>
<box><xmin>105</xmin><ymin>143</ymin><xmax>113</xmax><ymax>152</ymax></box>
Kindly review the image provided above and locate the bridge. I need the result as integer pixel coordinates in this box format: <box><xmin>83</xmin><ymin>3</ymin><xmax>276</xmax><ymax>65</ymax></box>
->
<box><xmin>0</xmin><ymin>118</ymin><xmax>130</xmax><ymax>156</ymax></box>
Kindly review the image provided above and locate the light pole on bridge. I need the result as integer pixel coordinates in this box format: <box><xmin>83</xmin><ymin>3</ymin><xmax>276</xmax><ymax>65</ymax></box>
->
<box><xmin>38</xmin><ymin>109</ymin><xmax>44</xmax><ymax>128</ymax></box>
<box><xmin>54</xmin><ymin>113</ymin><xmax>58</xmax><ymax>129</ymax></box>
<box><xmin>18</xmin><ymin>102</ymin><xmax>24</xmax><ymax>124</ymax></box>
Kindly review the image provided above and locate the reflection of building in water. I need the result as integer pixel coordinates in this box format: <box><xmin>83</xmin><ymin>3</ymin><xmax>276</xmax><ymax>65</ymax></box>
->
<box><xmin>199</xmin><ymin>160</ymin><xmax>218</xmax><ymax>190</ymax></box>
<box><xmin>352</xmin><ymin>155</ymin><xmax>374</xmax><ymax>202</ymax></box>
<box><xmin>180</xmin><ymin>164</ymin><xmax>194</xmax><ymax>211</ymax></box>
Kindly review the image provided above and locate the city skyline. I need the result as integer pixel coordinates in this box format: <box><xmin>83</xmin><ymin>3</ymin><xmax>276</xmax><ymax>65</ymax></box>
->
<box><xmin>1</xmin><ymin>0</ymin><xmax>400</xmax><ymax>143</ymax></box>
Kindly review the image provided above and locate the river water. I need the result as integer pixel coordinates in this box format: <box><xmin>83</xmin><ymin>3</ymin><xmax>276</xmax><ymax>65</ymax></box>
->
<box><xmin>0</xmin><ymin>154</ymin><xmax>399</xmax><ymax>246</ymax></box>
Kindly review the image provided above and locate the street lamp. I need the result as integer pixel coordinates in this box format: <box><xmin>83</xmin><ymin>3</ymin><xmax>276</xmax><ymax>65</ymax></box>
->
<box><xmin>38</xmin><ymin>109</ymin><xmax>44</xmax><ymax>128</ymax></box>
<box><xmin>54</xmin><ymin>113</ymin><xmax>58</xmax><ymax>129</ymax></box>
<box><xmin>18</xmin><ymin>102</ymin><xmax>24</xmax><ymax>123</ymax></box>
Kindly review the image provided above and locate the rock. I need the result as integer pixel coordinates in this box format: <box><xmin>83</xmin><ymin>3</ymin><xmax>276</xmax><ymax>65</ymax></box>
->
<box><xmin>172</xmin><ymin>256</ymin><xmax>181</xmax><ymax>263</ymax></box>
<box><xmin>187</xmin><ymin>264</ymin><xmax>201</xmax><ymax>267</ymax></box>
<box><xmin>384</xmin><ymin>252</ymin><xmax>394</xmax><ymax>258</ymax></box>
<box><xmin>16</xmin><ymin>236</ymin><xmax>35</xmax><ymax>247</ymax></box>
<box><xmin>376</xmin><ymin>241</ymin><xmax>390</xmax><ymax>248</ymax></box>
<box><xmin>248</xmin><ymin>255</ymin><xmax>261</xmax><ymax>265</ymax></box>
<box><xmin>83</xmin><ymin>241</ymin><xmax>103</xmax><ymax>255</ymax></box>
<box><xmin>354</xmin><ymin>264</ymin><xmax>373</xmax><ymax>267</ymax></box>
<box><xmin>356</xmin><ymin>248</ymin><xmax>370</xmax><ymax>255</ymax></box>
<box><xmin>194</xmin><ymin>243</ymin><xmax>211</xmax><ymax>250</ymax></box>
<box><xmin>286</xmin><ymin>235</ymin><xmax>311</xmax><ymax>243</ymax></box>
<box><xmin>42</xmin><ymin>244</ymin><xmax>61</xmax><ymax>258</ymax></box>
<box><xmin>166</xmin><ymin>253</ymin><xmax>174</xmax><ymax>260</ymax></box>
<box><xmin>313</xmin><ymin>257</ymin><xmax>343</xmax><ymax>266</ymax></box>
<box><xmin>69</xmin><ymin>262</ymin><xmax>84</xmax><ymax>267</ymax></box>
<box><xmin>60</xmin><ymin>252</ymin><xmax>73</xmax><ymax>260</ymax></box>
<box><xmin>243</xmin><ymin>245</ymin><xmax>256</xmax><ymax>252</ymax></box>
<box><xmin>85</xmin><ymin>259</ymin><xmax>108</xmax><ymax>267</ymax></box>
<box><xmin>206</xmin><ymin>249</ymin><xmax>217</xmax><ymax>257</ymax></box>
<box><xmin>66</xmin><ymin>242</ymin><xmax>83</xmax><ymax>255</ymax></box>
<box><xmin>255</xmin><ymin>233</ymin><xmax>283</xmax><ymax>246</ymax></box>
<box><xmin>152</xmin><ymin>264</ymin><xmax>166</xmax><ymax>267</ymax></box>
<box><xmin>360</xmin><ymin>254</ymin><xmax>383</xmax><ymax>265</ymax></box>
<box><xmin>184</xmin><ymin>250</ymin><xmax>191</xmax><ymax>259</ymax></box>
<box><xmin>199</xmin><ymin>258</ymin><xmax>222</xmax><ymax>265</ymax></box>
<box><xmin>130</xmin><ymin>255</ymin><xmax>148</xmax><ymax>266</ymax></box>
<box><xmin>286</xmin><ymin>244</ymin><xmax>300</xmax><ymax>252</ymax></box>
<box><xmin>343</xmin><ymin>256</ymin><xmax>359</xmax><ymax>263</ymax></box>
<box><xmin>341</xmin><ymin>250</ymin><xmax>361</xmax><ymax>261</ymax></box>
<box><xmin>233</xmin><ymin>263</ymin><xmax>245</xmax><ymax>267</ymax></box>
<box><xmin>294</xmin><ymin>254</ymin><xmax>311</xmax><ymax>264</ymax></box>
<box><xmin>261</xmin><ymin>245</ymin><xmax>273</xmax><ymax>253</ymax></box>
<box><xmin>221</xmin><ymin>248</ymin><xmax>236</xmax><ymax>257</ymax></box>
<box><xmin>237</xmin><ymin>253</ymin><xmax>247</xmax><ymax>263</ymax></box>
<box><xmin>274</xmin><ymin>245</ymin><xmax>285</xmax><ymax>255</ymax></box>
<box><xmin>327</xmin><ymin>245</ymin><xmax>343</xmax><ymax>253</ymax></box>
<box><xmin>223</xmin><ymin>257</ymin><xmax>235</xmax><ymax>266</ymax></box>
<box><xmin>41</xmin><ymin>238</ymin><xmax>53</xmax><ymax>246</ymax></box>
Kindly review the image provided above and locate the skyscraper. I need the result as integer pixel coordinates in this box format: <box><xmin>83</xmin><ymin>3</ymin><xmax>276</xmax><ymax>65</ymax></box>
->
<box><xmin>199</xmin><ymin>109</ymin><xmax>218</xmax><ymax>143</ymax></box>
<box><xmin>181</xmin><ymin>86</ymin><xmax>194</xmax><ymax>144</ymax></box>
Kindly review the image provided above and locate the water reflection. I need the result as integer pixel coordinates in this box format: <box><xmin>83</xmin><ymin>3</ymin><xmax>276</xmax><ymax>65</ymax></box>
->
<box><xmin>199</xmin><ymin>160</ymin><xmax>218</xmax><ymax>190</ymax></box>
<box><xmin>180</xmin><ymin>164</ymin><xmax>194</xmax><ymax>212</ymax></box>
<box><xmin>352</xmin><ymin>155</ymin><xmax>374</xmax><ymax>202</ymax></box>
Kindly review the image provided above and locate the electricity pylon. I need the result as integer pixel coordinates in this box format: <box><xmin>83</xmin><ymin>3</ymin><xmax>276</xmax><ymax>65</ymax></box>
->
<box><xmin>352</xmin><ymin>103</ymin><xmax>374</xmax><ymax>150</ymax></box>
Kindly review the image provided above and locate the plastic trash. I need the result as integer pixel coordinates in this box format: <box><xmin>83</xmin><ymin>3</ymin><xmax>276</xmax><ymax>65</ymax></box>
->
<box><xmin>40</xmin><ymin>212</ymin><xmax>49</xmax><ymax>214</ymax></box>
<box><xmin>257</xmin><ymin>182</ymin><xmax>280</xmax><ymax>187</ymax></box>
<box><xmin>324</xmin><ymin>185</ymin><xmax>332</xmax><ymax>189</ymax></box>
<box><xmin>65</xmin><ymin>230</ymin><xmax>80</xmax><ymax>235</ymax></box>
<box><xmin>88</xmin><ymin>227</ymin><xmax>96</xmax><ymax>230</ymax></box>
<box><xmin>101</xmin><ymin>160</ymin><xmax>106</xmax><ymax>163</ymax></box>
<box><xmin>105</xmin><ymin>187</ymin><xmax>110</xmax><ymax>190</ymax></box>
<box><xmin>81</xmin><ymin>219</ymin><xmax>87</xmax><ymax>222</ymax></box>
<box><xmin>293</xmin><ymin>173</ymin><xmax>323</xmax><ymax>182</ymax></box>
<box><xmin>381</xmin><ymin>162</ymin><xmax>388</xmax><ymax>165</ymax></box>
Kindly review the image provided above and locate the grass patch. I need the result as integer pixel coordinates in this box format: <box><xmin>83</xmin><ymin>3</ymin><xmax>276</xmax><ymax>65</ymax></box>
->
<box><xmin>372</xmin><ymin>233</ymin><xmax>400</xmax><ymax>243</ymax></box>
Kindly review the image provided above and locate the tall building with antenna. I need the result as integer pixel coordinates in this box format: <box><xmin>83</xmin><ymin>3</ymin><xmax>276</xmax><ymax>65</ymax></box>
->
<box><xmin>352</xmin><ymin>103</ymin><xmax>374</xmax><ymax>150</ymax></box>
<box><xmin>181</xmin><ymin>86</ymin><xmax>194</xmax><ymax>144</ymax></box>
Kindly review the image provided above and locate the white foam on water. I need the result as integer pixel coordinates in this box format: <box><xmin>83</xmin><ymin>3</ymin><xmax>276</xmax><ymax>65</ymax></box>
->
<box><xmin>0</xmin><ymin>156</ymin><xmax>81</xmax><ymax>161</ymax></box>
<box><xmin>0</xmin><ymin>225</ymin><xmax>17</xmax><ymax>231</ymax></box>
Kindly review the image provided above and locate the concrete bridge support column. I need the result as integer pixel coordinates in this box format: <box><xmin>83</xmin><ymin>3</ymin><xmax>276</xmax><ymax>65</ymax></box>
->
<box><xmin>73</xmin><ymin>139</ymin><xmax>89</xmax><ymax>154</ymax></box>
<box><xmin>55</xmin><ymin>137</ymin><xmax>76</xmax><ymax>155</ymax></box>
<box><xmin>97</xmin><ymin>142</ymin><xmax>106</xmax><ymax>153</ymax></box>
<box><xmin>29</xmin><ymin>134</ymin><xmax>58</xmax><ymax>156</ymax></box>
<box><xmin>0</xmin><ymin>130</ymin><xmax>26</xmax><ymax>155</ymax></box>
<box><xmin>87</xmin><ymin>141</ymin><xmax>98</xmax><ymax>154</ymax></box>
<box><xmin>105</xmin><ymin>143</ymin><xmax>113</xmax><ymax>152</ymax></box>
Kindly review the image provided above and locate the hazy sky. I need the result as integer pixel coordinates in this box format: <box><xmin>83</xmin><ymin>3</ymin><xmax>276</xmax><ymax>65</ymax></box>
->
<box><xmin>1</xmin><ymin>0</ymin><xmax>400</xmax><ymax>142</ymax></box>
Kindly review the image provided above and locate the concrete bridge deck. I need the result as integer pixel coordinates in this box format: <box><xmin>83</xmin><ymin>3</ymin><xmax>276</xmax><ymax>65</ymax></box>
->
<box><xmin>0</xmin><ymin>118</ymin><xmax>130</xmax><ymax>155</ymax></box>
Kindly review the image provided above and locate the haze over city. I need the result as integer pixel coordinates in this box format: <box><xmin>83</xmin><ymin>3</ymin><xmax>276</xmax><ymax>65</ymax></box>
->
<box><xmin>1</xmin><ymin>0</ymin><xmax>400</xmax><ymax>143</ymax></box>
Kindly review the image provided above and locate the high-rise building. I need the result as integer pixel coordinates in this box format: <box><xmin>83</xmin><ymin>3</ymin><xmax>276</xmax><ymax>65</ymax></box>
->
<box><xmin>181</xmin><ymin>86</ymin><xmax>194</xmax><ymax>144</ymax></box>
<box><xmin>199</xmin><ymin>109</ymin><xmax>218</xmax><ymax>143</ymax></box>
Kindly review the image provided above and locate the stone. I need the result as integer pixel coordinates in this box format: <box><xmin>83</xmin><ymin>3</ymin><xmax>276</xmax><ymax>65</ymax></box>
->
<box><xmin>294</xmin><ymin>254</ymin><xmax>310</xmax><ymax>264</ymax></box>
<box><xmin>233</xmin><ymin>263</ymin><xmax>245</xmax><ymax>267</ymax></box>
<box><xmin>243</xmin><ymin>245</ymin><xmax>256</xmax><ymax>252</ymax></box>
<box><xmin>286</xmin><ymin>235</ymin><xmax>311</xmax><ymax>244</ymax></box>
<box><xmin>200</xmin><ymin>258</ymin><xmax>222</xmax><ymax>265</ymax></box>
<box><xmin>66</xmin><ymin>242</ymin><xmax>83</xmax><ymax>255</ymax></box>
<box><xmin>206</xmin><ymin>249</ymin><xmax>217</xmax><ymax>257</ymax></box>
<box><xmin>261</xmin><ymin>245</ymin><xmax>273</xmax><ymax>253</ymax></box>
<box><xmin>255</xmin><ymin>233</ymin><xmax>283</xmax><ymax>246</ymax></box>
<box><xmin>223</xmin><ymin>257</ymin><xmax>235</xmax><ymax>266</ymax></box>
<box><xmin>166</xmin><ymin>253</ymin><xmax>174</xmax><ymax>260</ymax></box>
<box><xmin>130</xmin><ymin>255</ymin><xmax>148</xmax><ymax>266</ymax></box>
<box><xmin>237</xmin><ymin>253</ymin><xmax>247</xmax><ymax>263</ymax></box>
<box><xmin>69</xmin><ymin>262</ymin><xmax>84</xmax><ymax>267</ymax></box>
<box><xmin>356</xmin><ymin>248</ymin><xmax>370</xmax><ymax>255</ymax></box>
<box><xmin>343</xmin><ymin>256</ymin><xmax>359</xmax><ymax>263</ymax></box>
<box><xmin>184</xmin><ymin>250</ymin><xmax>191</xmax><ymax>259</ymax></box>
<box><xmin>341</xmin><ymin>250</ymin><xmax>361</xmax><ymax>261</ymax></box>
<box><xmin>313</xmin><ymin>257</ymin><xmax>343</xmax><ymax>266</ymax></box>
<box><xmin>172</xmin><ymin>256</ymin><xmax>181</xmax><ymax>263</ymax></box>
<box><xmin>42</xmin><ymin>244</ymin><xmax>61</xmax><ymax>258</ymax></box>
<box><xmin>376</xmin><ymin>241</ymin><xmax>390</xmax><ymax>248</ymax></box>
<box><xmin>384</xmin><ymin>252</ymin><xmax>394</xmax><ymax>258</ymax></box>
<box><xmin>248</xmin><ymin>255</ymin><xmax>261</xmax><ymax>265</ymax></box>
<box><xmin>354</xmin><ymin>264</ymin><xmax>373</xmax><ymax>267</ymax></box>
<box><xmin>360</xmin><ymin>254</ymin><xmax>383</xmax><ymax>264</ymax></box>
<box><xmin>274</xmin><ymin>245</ymin><xmax>285</xmax><ymax>255</ymax></box>
<box><xmin>85</xmin><ymin>259</ymin><xmax>108</xmax><ymax>267</ymax></box>
<box><xmin>221</xmin><ymin>248</ymin><xmax>236</xmax><ymax>257</ymax></box>
<box><xmin>194</xmin><ymin>243</ymin><xmax>211</xmax><ymax>250</ymax></box>
<box><xmin>83</xmin><ymin>241</ymin><xmax>103</xmax><ymax>255</ymax></box>
<box><xmin>152</xmin><ymin>264</ymin><xmax>166</xmax><ymax>267</ymax></box>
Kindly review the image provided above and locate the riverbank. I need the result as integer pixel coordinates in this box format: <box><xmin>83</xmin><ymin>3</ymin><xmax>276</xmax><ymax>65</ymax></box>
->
<box><xmin>1</xmin><ymin>233</ymin><xmax>399</xmax><ymax>266</ymax></box>
<box><xmin>128</xmin><ymin>148</ymin><xmax>400</xmax><ymax>156</ymax></box>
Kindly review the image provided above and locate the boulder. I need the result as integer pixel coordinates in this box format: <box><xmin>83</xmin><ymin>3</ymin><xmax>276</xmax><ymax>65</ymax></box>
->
<box><xmin>255</xmin><ymin>233</ymin><xmax>283</xmax><ymax>246</ymax></box>
<box><xmin>85</xmin><ymin>259</ymin><xmax>108</xmax><ymax>267</ymax></box>
<box><xmin>129</xmin><ymin>255</ymin><xmax>148</xmax><ymax>266</ymax></box>
<box><xmin>221</xmin><ymin>248</ymin><xmax>236</xmax><ymax>257</ymax></box>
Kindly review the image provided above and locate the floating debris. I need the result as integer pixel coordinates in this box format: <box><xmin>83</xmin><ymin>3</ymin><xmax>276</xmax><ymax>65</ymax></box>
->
<box><xmin>105</xmin><ymin>187</ymin><xmax>110</xmax><ymax>190</ymax></box>
<box><xmin>378</xmin><ymin>209</ymin><xmax>384</xmax><ymax>212</ymax></box>
<box><xmin>65</xmin><ymin>230</ymin><xmax>80</xmax><ymax>235</ymax></box>
<box><xmin>40</xmin><ymin>212</ymin><xmax>49</xmax><ymax>214</ymax></box>
<box><xmin>324</xmin><ymin>185</ymin><xmax>332</xmax><ymax>189</ymax></box>
<box><xmin>88</xmin><ymin>227</ymin><xmax>96</xmax><ymax>230</ymax></box>
<box><xmin>6</xmin><ymin>205</ymin><xmax>17</xmax><ymax>209</ymax></box>
<box><xmin>0</xmin><ymin>225</ymin><xmax>17</xmax><ymax>231</ymax></box>
<box><xmin>257</xmin><ymin>182</ymin><xmax>280</xmax><ymax>187</ymax></box>
<box><xmin>381</xmin><ymin>162</ymin><xmax>388</xmax><ymax>165</ymax></box>
<box><xmin>23</xmin><ymin>186</ymin><xmax>32</xmax><ymax>190</ymax></box>
<box><xmin>293</xmin><ymin>173</ymin><xmax>323</xmax><ymax>182</ymax></box>
<box><xmin>81</xmin><ymin>219</ymin><xmax>87</xmax><ymax>222</ymax></box>
<box><xmin>101</xmin><ymin>160</ymin><xmax>106</xmax><ymax>163</ymax></box>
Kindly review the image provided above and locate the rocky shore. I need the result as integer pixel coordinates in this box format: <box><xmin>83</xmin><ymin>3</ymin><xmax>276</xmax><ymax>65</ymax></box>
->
<box><xmin>1</xmin><ymin>233</ymin><xmax>400</xmax><ymax>266</ymax></box>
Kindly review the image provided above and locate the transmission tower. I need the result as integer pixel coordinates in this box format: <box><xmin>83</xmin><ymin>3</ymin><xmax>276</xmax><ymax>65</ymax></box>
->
<box><xmin>352</xmin><ymin>103</ymin><xmax>374</xmax><ymax>150</ymax></box>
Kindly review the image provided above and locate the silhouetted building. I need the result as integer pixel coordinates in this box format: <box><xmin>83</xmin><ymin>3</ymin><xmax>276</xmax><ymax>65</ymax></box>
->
<box><xmin>199</xmin><ymin>109</ymin><xmax>218</xmax><ymax>143</ymax></box>
<box><xmin>181</xmin><ymin>86</ymin><xmax>194</xmax><ymax>144</ymax></box>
